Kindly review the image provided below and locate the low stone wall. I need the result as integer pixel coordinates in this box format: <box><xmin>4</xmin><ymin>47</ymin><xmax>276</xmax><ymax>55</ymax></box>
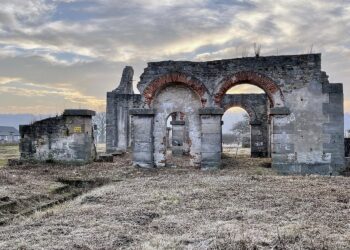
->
<box><xmin>19</xmin><ymin>109</ymin><xmax>96</xmax><ymax>164</ymax></box>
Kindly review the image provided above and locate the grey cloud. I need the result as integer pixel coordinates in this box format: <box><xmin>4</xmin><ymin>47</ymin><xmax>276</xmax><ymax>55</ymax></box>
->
<box><xmin>0</xmin><ymin>0</ymin><xmax>349</xmax><ymax>113</ymax></box>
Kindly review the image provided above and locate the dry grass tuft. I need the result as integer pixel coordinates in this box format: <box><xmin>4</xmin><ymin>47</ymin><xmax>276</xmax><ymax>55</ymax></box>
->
<box><xmin>0</xmin><ymin>152</ymin><xmax>349</xmax><ymax>249</ymax></box>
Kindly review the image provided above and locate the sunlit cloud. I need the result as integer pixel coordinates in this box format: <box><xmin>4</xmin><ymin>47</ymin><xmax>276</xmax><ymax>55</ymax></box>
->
<box><xmin>0</xmin><ymin>0</ymin><xmax>348</xmax><ymax>117</ymax></box>
<box><xmin>226</xmin><ymin>84</ymin><xmax>264</xmax><ymax>94</ymax></box>
<box><xmin>0</xmin><ymin>77</ymin><xmax>21</xmax><ymax>85</ymax></box>
<box><xmin>0</xmin><ymin>80</ymin><xmax>105</xmax><ymax>114</ymax></box>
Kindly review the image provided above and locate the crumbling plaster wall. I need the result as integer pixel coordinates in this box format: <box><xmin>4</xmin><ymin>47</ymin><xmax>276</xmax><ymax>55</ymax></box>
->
<box><xmin>20</xmin><ymin>110</ymin><xmax>96</xmax><ymax>163</ymax></box>
<box><xmin>152</xmin><ymin>85</ymin><xmax>201</xmax><ymax>167</ymax></box>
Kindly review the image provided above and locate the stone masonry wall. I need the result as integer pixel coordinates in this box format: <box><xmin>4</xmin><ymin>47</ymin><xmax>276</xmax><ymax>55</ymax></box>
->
<box><xmin>135</xmin><ymin>54</ymin><xmax>345</xmax><ymax>174</ymax></box>
<box><xmin>106</xmin><ymin>66</ymin><xmax>142</xmax><ymax>153</ymax></box>
<box><xmin>20</xmin><ymin>109</ymin><xmax>96</xmax><ymax>163</ymax></box>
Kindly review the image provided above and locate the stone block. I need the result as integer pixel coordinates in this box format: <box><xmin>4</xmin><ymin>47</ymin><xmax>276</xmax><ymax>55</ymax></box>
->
<box><xmin>322</xmin><ymin>83</ymin><xmax>343</xmax><ymax>93</ymax></box>
<box><xmin>201</xmin><ymin>123</ymin><xmax>221</xmax><ymax>133</ymax></box>
<box><xmin>272</xmin><ymin>143</ymin><xmax>294</xmax><ymax>154</ymax></box>
<box><xmin>132</xmin><ymin>151</ymin><xmax>154</xmax><ymax>164</ymax></box>
<box><xmin>133</xmin><ymin>142</ymin><xmax>153</xmax><ymax>152</ymax></box>
<box><xmin>63</xmin><ymin>109</ymin><xmax>96</xmax><ymax>117</ymax></box>
<box><xmin>129</xmin><ymin>109</ymin><xmax>155</xmax><ymax>115</ymax></box>
<box><xmin>201</xmin><ymin>152</ymin><xmax>221</xmax><ymax>169</ymax></box>
<box><xmin>201</xmin><ymin>133</ymin><xmax>221</xmax><ymax>145</ymax></box>
<box><xmin>170</xmin><ymin>120</ymin><xmax>185</xmax><ymax>125</ymax></box>
<box><xmin>270</xmin><ymin>107</ymin><xmax>291</xmax><ymax>115</ymax></box>
<box><xmin>199</xmin><ymin>108</ymin><xmax>224</xmax><ymax>115</ymax></box>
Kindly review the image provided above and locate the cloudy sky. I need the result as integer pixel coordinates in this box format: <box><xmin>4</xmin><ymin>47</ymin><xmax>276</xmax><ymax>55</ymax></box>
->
<box><xmin>0</xmin><ymin>0</ymin><xmax>349</xmax><ymax>115</ymax></box>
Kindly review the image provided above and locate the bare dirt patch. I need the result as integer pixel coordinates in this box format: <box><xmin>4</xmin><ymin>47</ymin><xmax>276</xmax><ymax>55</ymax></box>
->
<box><xmin>0</xmin><ymin>153</ymin><xmax>349</xmax><ymax>249</ymax></box>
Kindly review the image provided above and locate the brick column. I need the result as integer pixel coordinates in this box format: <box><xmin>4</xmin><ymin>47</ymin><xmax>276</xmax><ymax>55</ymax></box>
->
<box><xmin>129</xmin><ymin>109</ymin><xmax>155</xmax><ymax>168</ymax></box>
<box><xmin>199</xmin><ymin>108</ymin><xmax>224</xmax><ymax>169</ymax></box>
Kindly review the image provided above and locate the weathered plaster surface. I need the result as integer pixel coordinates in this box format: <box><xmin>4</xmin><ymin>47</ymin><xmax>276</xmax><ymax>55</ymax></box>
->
<box><xmin>20</xmin><ymin>110</ymin><xmax>96</xmax><ymax>163</ymax></box>
<box><xmin>152</xmin><ymin>85</ymin><xmax>201</xmax><ymax>167</ymax></box>
<box><xmin>107</xmin><ymin>54</ymin><xmax>345</xmax><ymax>175</ymax></box>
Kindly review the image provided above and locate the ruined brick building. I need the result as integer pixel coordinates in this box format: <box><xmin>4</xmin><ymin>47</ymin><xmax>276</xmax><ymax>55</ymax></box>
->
<box><xmin>107</xmin><ymin>54</ymin><xmax>345</xmax><ymax>175</ymax></box>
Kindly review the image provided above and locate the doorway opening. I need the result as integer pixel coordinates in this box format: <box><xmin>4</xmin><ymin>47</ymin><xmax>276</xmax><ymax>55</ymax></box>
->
<box><xmin>222</xmin><ymin>83</ymin><xmax>271</xmax><ymax>158</ymax></box>
<box><xmin>222</xmin><ymin>107</ymin><xmax>251</xmax><ymax>157</ymax></box>
<box><xmin>165</xmin><ymin>111</ymin><xmax>191</xmax><ymax>166</ymax></box>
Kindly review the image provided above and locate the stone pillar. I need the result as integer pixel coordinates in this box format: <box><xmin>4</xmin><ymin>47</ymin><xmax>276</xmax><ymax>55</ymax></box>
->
<box><xmin>322</xmin><ymin>84</ymin><xmax>345</xmax><ymax>173</ymax></box>
<box><xmin>170</xmin><ymin>120</ymin><xmax>185</xmax><ymax>156</ymax></box>
<box><xmin>129</xmin><ymin>109</ymin><xmax>155</xmax><ymax>168</ymax></box>
<box><xmin>166</xmin><ymin>127</ymin><xmax>171</xmax><ymax>149</ymax></box>
<box><xmin>106</xmin><ymin>92</ymin><xmax>117</xmax><ymax>152</ymax></box>
<box><xmin>250</xmin><ymin>120</ymin><xmax>269</xmax><ymax>158</ymax></box>
<box><xmin>221</xmin><ymin>121</ymin><xmax>224</xmax><ymax>153</ymax></box>
<box><xmin>269</xmin><ymin>107</ymin><xmax>294</xmax><ymax>173</ymax></box>
<box><xmin>116</xmin><ymin>105</ymin><xmax>128</xmax><ymax>151</ymax></box>
<box><xmin>199</xmin><ymin>108</ymin><xmax>224</xmax><ymax>169</ymax></box>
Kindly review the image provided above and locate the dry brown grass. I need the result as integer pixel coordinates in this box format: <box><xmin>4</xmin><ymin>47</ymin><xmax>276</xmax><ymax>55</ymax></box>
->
<box><xmin>0</xmin><ymin>144</ymin><xmax>19</xmax><ymax>167</ymax></box>
<box><xmin>0</xmin><ymin>153</ymin><xmax>349</xmax><ymax>249</ymax></box>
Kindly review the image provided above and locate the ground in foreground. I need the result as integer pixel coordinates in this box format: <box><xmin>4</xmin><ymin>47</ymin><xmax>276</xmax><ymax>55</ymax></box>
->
<box><xmin>0</xmin><ymin>153</ymin><xmax>349</xmax><ymax>249</ymax></box>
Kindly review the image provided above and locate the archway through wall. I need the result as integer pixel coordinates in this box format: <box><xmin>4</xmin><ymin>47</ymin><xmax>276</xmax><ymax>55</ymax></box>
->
<box><xmin>165</xmin><ymin>111</ymin><xmax>191</xmax><ymax>166</ymax></box>
<box><xmin>214</xmin><ymin>71</ymin><xmax>285</xmax><ymax>108</ymax></box>
<box><xmin>152</xmin><ymin>83</ymin><xmax>202</xmax><ymax>167</ymax></box>
<box><xmin>222</xmin><ymin>83</ymin><xmax>271</xmax><ymax>158</ymax></box>
<box><xmin>222</xmin><ymin>107</ymin><xmax>251</xmax><ymax>157</ymax></box>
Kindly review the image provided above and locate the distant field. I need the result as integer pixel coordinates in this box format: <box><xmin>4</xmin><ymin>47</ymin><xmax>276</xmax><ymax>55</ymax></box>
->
<box><xmin>0</xmin><ymin>145</ymin><xmax>19</xmax><ymax>167</ymax></box>
<box><xmin>96</xmin><ymin>143</ymin><xmax>106</xmax><ymax>153</ymax></box>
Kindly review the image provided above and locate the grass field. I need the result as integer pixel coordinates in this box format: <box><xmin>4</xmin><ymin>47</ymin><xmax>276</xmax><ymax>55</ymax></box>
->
<box><xmin>0</xmin><ymin>144</ymin><xmax>19</xmax><ymax>167</ymax></box>
<box><xmin>0</xmin><ymin>152</ymin><xmax>349</xmax><ymax>249</ymax></box>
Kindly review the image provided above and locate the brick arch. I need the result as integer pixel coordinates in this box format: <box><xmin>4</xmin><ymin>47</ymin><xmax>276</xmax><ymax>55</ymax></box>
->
<box><xmin>143</xmin><ymin>72</ymin><xmax>209</xmax><ymax>107</ymax></box>
<box><xmin>223</xmin><ymin>104</ymin><xmax>259</xmax><ymax>124</ymax></box>
<box><xmin>214</xmin><ymin>71</ymin><xmax>284</xmax><ymax>107</ymax></box>
<box><xmin>167</xmin><ymin>111</ymin><xmax>186</xmax><ymax>121</ymax></box>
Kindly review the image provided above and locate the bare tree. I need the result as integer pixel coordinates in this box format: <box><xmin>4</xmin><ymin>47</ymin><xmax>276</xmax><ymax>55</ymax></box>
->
<box><xmin>93</xmin><ymin>112</ymin><xmax>106</xmax><ymax>143</ymax></box>
<box><xmin>230</xmin><ymin>113</ymin><xmax>250</xmax><ymax>145</ymax></box>
<box><xmin>254</xmin><ymin>42</ymin><xmax>261</xmax><ymax>57</ymax></box>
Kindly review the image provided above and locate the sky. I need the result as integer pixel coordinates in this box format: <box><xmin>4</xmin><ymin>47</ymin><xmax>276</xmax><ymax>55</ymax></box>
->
<box><xmin>0</xmin><ymin>0</ymin><xmax>349</xmax><ymax>116</ymax></box>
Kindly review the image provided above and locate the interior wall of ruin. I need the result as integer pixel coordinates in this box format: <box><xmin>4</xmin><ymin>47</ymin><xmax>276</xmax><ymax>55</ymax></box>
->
<box><xmin>152</xmin><ymin>84</ymin><xmax>202</xmax><ymax>167</ymax></box>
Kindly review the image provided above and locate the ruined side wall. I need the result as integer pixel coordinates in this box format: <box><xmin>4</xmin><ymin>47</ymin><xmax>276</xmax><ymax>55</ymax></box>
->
<box><xmin>20</xmin><ymin>111</ymin><xmax>96</xmax><ymax>163</ymax></box>
<box><xmin>137</xmin><ymin>54</ymin><xmax>345</xmax><ymax>174</ymax></box>
<box><xmin>106</xmin><ymin>93</ymin><xmax>141</xmax><ymax>153</ymax></box>
<box><xmin>152</xmin><ymin>85</ymin><xmax>201</xmax><ymax>167</ymax></box>
<box><xmin>106</xmin><ymin>66</ymin><xmax>142</xmax><ymax>153</ymax></box>
<box><xmin>272</xmin><ymin>73</ymin><xmax>344</xmax><ymax>174</ymax></box>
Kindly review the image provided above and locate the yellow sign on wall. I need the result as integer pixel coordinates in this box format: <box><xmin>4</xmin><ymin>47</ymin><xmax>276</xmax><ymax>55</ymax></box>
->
<box><xmin>73</xmin><ymin>126</ymin><xmax>82</xmax><ymax>133</ymax></box>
